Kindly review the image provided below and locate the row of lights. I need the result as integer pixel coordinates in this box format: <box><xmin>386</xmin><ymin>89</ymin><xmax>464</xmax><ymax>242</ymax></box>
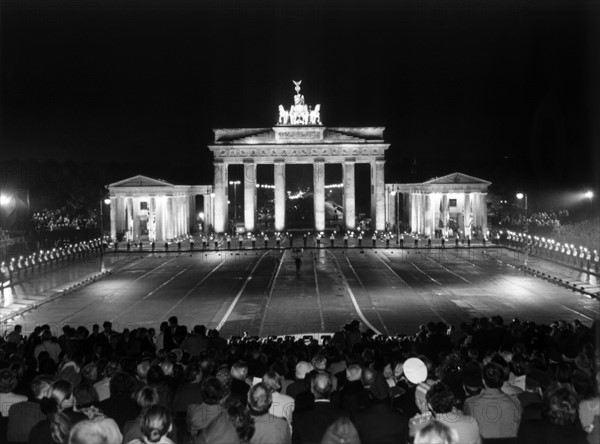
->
<box><xmin>504</xmin><ymin>230</ymin><xmax>597</xmax><ymax>255</ymax></box>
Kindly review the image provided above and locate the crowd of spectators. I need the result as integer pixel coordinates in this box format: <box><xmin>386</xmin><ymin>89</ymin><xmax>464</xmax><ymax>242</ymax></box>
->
<box><xmin>0</xmin><ymin>315</ymin><xmax>598</xmax><ymax>444</ymax></box>
<box><xmin>553</xmin><ymin>217</ymin><xmax>600</xmax><ymax>252</ymax></box>
<box><xmin>31</xmin><ymin>209</ymin><xmax>97</xmax><ymax>233</ymax></box>
<box><xmin>497</xmin><ymin>210</ymin><xmax>568</xmax><ymax>233</ymax></box>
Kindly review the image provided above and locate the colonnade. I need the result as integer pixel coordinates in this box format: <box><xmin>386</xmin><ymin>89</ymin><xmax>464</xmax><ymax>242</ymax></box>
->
<box><xmin>212</xmin><ymin>158</ymin><xmax>387</xmax><ymax>233</ymax></box>
<box><xmin>386</xmin><ymin>189</ymin><xmax>488</xmax><ymax>238</ymax></box>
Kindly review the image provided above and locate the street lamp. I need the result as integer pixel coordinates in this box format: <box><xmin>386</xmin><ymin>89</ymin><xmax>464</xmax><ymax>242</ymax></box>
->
<box><xmin>390</xmin><ymin>188</ymin><xmax>400</xmax><ymax>240</ymax></box>
<box><xmin>229</xmin><ymin>180</ymin><xmax>241</xmax><ymax>222</ymax></box>
<box><xmin>584</xmin><ymin>190</ymin><xmax>594</xmax><ymax>200</ymax></box>
<box><xmin>516</xmin><ymin>192</ymin><xmax>528</xmax><ymax>212</ymax></box>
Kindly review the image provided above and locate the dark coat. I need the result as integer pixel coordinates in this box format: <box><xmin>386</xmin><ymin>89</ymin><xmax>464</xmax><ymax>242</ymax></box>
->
<box><xmin>292</xmin><ymin>400</ymin><xmax>348</xmax><ymax>444</ymax></box>
<box><xmin>353</xmin><ymin>400</ymin><xmax>409</xmax><ymax>444</ymax></box>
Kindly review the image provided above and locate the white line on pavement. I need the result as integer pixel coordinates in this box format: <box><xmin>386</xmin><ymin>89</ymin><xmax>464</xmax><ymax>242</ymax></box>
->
<box><xmin>340</xmin><ymin>256</ymin><xmax>382</xmax><ymax>335</ymax></box>
<box><xmin>162</xmin><ymin>261</ymin><xmax>225</xmax><ymax>319</ymax></box>
<box><xmin>216</xmin><ymin>252</ymin><xmax>268</xmax><ymax>331</ymax></box>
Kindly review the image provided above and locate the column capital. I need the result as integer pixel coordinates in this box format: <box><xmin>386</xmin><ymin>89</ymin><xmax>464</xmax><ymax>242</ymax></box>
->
<box><xmin>375</xmin><ymin>158</ymin><xmax>386</xmax><ymax>165</ymax></box>
<box><xmin>243</xmin><ymin>158</ymin><xmax>255</xmax><ymax>164</ymax></box>
<box><xmin>314</xmin><ymin>158</ymin><xmax>325</xmax><ymax>164</ymax></box>
<box><xmin>344</xmin><ymin>157</ymin><xmax>356</xmax><ymax>164</ymax></box>
<box><xmin>273</xmin><ymin>158</ymin><xmax>286</xmax><ymax>165</ymax></box>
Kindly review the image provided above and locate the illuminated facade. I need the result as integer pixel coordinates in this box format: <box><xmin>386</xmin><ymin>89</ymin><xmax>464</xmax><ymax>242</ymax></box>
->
<box><xmin>387</xmin><ymin>173</ymin><xmax>490</xmax><ymax>238</ymax></box>
<box><xmin>107</xmin><ymin>175</ymin><xmax>212</xmax><ymax>242</ymax></box>
<box><xmin>107</xmin><ymin>83</ymin><xmax>490</xmax><ymax>240</ymax></box>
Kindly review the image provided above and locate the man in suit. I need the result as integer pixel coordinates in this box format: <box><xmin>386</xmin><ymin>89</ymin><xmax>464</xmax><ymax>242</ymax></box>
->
<box><xmin>354</xmin><ymin>372</ymin><xmax>409</xmax><ymax>444</ymax></box>
<box><xmin>292</xmin><ymin>371</ymin><xmax>348</xmax><ymax>444</ymax></box>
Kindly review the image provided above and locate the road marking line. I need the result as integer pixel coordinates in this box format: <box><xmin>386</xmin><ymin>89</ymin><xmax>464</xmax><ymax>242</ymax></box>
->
<box><xmin>217</xmin><ymin>252</ymin><xmax>268</xmax><ymax>331</ymax></box>
<box><xmin>163</xmin><ymin>261</ymin><xmax>225</xmax><ymax>318</ymax></box>
<box><xmin>557</xmin><ymin>304</ymin><xmax>595</xmax><ymax>321</ymax></box>
<box><xmin>424</xmin><ymin>255</ymin><xmax>472</xmax><ymax>284</ymax></box>
<box><xmin>312</xmin><ymin>252</ymin><xmax>326</xmax><ymax>331</ymax></box>
<box><xmin>375</xmin><ymin>251</ymin><xmax>448</xmax><ymax>325</ymax></box>
<box><xmin>112</xmin><ymin>263</ymin><xmax>193</xmax><ymax>321</ymax></box>
<box><xmin>406</xmin><ymin>256</ymin><xmax>443</xmax><ymax>286</ymax></box>
<box><xmin>338</xmin><ymin>256</ymin><xmax>382</xmax><ymax>335</ymax></box>
<box><xmin>258</xmin><ymin>250</ymin><xmax>287</xmax><ymax>337</ymax></box>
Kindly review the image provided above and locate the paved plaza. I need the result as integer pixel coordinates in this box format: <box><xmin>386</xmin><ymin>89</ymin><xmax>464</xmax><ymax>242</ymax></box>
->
<box><xmin>1</xmin><ymin>236</ymin><xmax>598</xmax><ymax>339</ymax></box>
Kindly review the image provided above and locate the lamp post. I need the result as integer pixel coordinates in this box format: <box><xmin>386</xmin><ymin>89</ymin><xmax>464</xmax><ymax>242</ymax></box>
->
<box><xmin>229</xmin><ymin>180</ymin><xmax>240</xmax><ymax>222</ymax></box>
<box><xmin>516</xmin><ymin>192</ymin><xmax>528</xmax><ymax>212</ymax></box>
<box><xmin>390</xmin><ymin>188</ymin><xmax>400</xmax><ymax>241</ymax></box>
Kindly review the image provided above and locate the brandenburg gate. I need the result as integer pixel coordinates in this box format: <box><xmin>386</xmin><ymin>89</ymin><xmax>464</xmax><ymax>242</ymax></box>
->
<box><xmin>209</xmin><ymin>81</ymin><xmax>389</xmax><ymax>233</ymax></box>
<box><xmin>107</xmin><ymin>82</ymin><xmax>490</xmax><ymax>241</ymax></box>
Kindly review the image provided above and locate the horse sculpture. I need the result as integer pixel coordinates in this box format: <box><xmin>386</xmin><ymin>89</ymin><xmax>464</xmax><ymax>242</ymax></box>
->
<box><xmin>278</xmin><ymin>105</ymin><xmax>290</xmax><ymax>125</ymax></box>
<box><xmin>309</xmin><ymin>104</ymin><xmax>321</xmax><ymax>125</ymax></box>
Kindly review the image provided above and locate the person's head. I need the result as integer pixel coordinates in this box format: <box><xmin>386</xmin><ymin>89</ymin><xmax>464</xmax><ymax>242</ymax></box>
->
<box><xmin>261</xmin><ymin>371</ymin><xmax>282</xmax><ymax>393</ymax></box>
<box><xmin>543</xmin><ymin>385</ymin><xmax>579</xmax><ymax>426</ymax></box>
<box><xmin>0</xmin><ymin>368</ymin><xmax>18</xmax><ymax>394</ymax></box>
<box><xmin>47</xmin><ymin>379</ymin><xmax>74</xmax><ymax>411</ymax></box>
<box><xmin>136</xmin><ymin>385</ymin><xmax>160</xmax><ymax>412</ymax></box>
<box><xmin>141</xmin><ymin>404</ymin><xmax>173</xmax><ymax>443</ymax></box>
<box><xmin>320</xmin><ymin>417</ymin><xmax>360</xmax><ymax>444</ymax></box>
<box><xmin>216</xmin><ymin>367</ymin><xmax>233</xmax><ymax>395</ymax></box>
<box><xmin>68</xmin><ymin>419</ymin><xmax>122</xmax><ymax>444</ymax></box>
<box><xmin>102</xmin><ymin>321</ymin><xmax>112</xmax><ymax>332</ymax></box>
<box><xmin>295</xmin><ymin>361</ymin><xmax>314</xmax><ymax>380</ymax></box>
<box><xmin>346</xmin><ymin>364</ymin><xmax>362</xmax><ymax>382</ymax></box>
<box><xmin>311</xmin><ymin>353</ymin><xmax>327</xmax><ymax>371</ymax></box>
<box><xmin>168</xmin><ymin>316</ymin><xmax>178</xmax><ymax>327</ymax></box>
<box><xmin>414</xmin><ymin>420</ymin><xmax>458</xmax><ymax>444</ymax></box>
<box><xmin>247</xmin><ymin>382</ymin><xmax>272</xmax><ymax>415</ymax></box>
<box><xmin>184</xmin><ymin>362</ymin><xmax>202</xmax><ymax>383</ymax></box>
<box><xmin>31</xmin><ymin>374</ymin><xmax>55</xmax><ymax>400</ymax></box>
<box><xmin>426</xmin><ymin>382</ymin><xmax>455</xmax><ymax>415</ymax></box>
<box><xmin>482</xmin><ymin>363</ymin><xmax>504</xmax><ymax>389</ymax></box>
<box><xmin>231</xmin><ymin>361</ymin><xmax>248</xmax><ymax>381</ymax></box>
<box><xmin>136</xmin><ymin>361</ymin><xmax>151</xmax><ymax>381</ymax></box>
<box><xmin>81</xmin><ymin>364</ymin><xmax>97</xmax><ymax>383</ymax></box>
<box><xmin>201</xmin><ymin>377</ymin><xmax>225</xmax><ymax>404</ymax></box>
<box><xmin>311</xmin><ymin>371</ymin><xmax>333</xmax><ymax>400</ymax></box>
<box><xmin>361</xmin><ymin>367</ymin><xmax>376</xmax><ymax>387</ymax></box>
<box><xmin>73</xmin><ymin>383</ymin><xmax>99</xmax><ymax>409</ymax></box>
<box><xmin>109</xmin><ymin>372</ymin><xmax>134</xmax><ymax>397</ymax></box>
<box><xmin>102</xmin><ymin>361</ymin><xmax>119</xmax><ymax>379</ymax></box>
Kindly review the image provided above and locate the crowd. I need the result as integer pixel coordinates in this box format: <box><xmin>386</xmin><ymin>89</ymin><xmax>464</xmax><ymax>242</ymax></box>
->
<box><xmin>32</xmin><ymin>209</ymin><xmax>97</xmax><ymax>233</ymax></box>
<box><xmin>497</xmin><ymin>210</ymin><xmax>568</xmax><ymax>233</ymax></box>
<box><xmin>0</xmin><ymin>315</ymin><xmax>598</xmax><ymax>444</ymax></box>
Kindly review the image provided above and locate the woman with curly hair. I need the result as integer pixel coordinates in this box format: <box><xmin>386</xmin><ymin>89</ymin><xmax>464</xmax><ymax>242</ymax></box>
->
<box><xmin>518</xmin><ymin>384</ymin><xmax>588</xmax><ymax>443</ymax></box>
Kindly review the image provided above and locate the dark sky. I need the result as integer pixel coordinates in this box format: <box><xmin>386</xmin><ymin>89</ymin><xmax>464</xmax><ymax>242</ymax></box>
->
<box><xmin>1</xmin><ymin>0</ymin><xmax>599</xmax><ymax>195</ymax></box>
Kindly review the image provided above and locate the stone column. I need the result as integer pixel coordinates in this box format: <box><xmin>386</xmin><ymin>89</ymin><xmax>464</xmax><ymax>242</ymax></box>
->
<box><xmin>125</xmin><ymin>197</ymin><xmax>133</xmax><ymax>241</ymax></box>
<box><xmin>442</xmin><ymin>194</ymin><xmax>449</xmax><ymax>237</ymax></box>
<box><xmin>343</xmin><ymin>159</ymin><xmax>356</xmax><ymax>230</ymax></box>
<box><xmin>481</xmin><ymin>193</ymin><xmax>488</xmax><ymax>236</ymax></box>
<box><xmin>313</xmin><ymin>160</ymin><xmax>325</xmax><ymax>231</ymax></box>
<box><xmin>155</xmin><ymin>197</ymin><xmax>163</xmax><ymax>242</ymax></box>
<box><xmin>110</xmin><ymin>197</ymin><xmax>117</xmax><ymax>241</ymax></box>
<box><xmin>464</xmin><ymin>192</ymin><xmax>472</xmax><ymax>237</ymax></box>
<box><xmin>374</xmin><ymin>159</ymin><xmax>386</xmax><ymax>231</ymax></box>
<box><xmin>213</xmin><ymin>161</ymin><xmax>228</xmax><ymax>233</ymax></box>
<box><xmin>424</xmin><ymin>193</ymin><xmax>432</xmax><ymax>237</ymax></box>
<box><xmin>244</xmin><ymin>160</ymin><xmax>256</xmax><ymax>232</ymax></box>
<box><xmin>388</xmin><ymin>189</ymin><xmax>396</xmax><ymax>229</ymax></box>
<box><xmin>410</xmin><ymin>193</ymin><xmax>417</xmax><ymax>234</ymax></box>
<box><xmin>132</xmin><ymin>198</ymin><xmax>141</xmax><ymax>241</ymax></box>
<box><xmin>149</xmin><ymin>197</ymin><xmax>156</xmax><ymax>242</ymax></box>
<box><xmin>274</xmin><ymin>161</ymin><xmax>286</xmax><ymax>231</ymax></box>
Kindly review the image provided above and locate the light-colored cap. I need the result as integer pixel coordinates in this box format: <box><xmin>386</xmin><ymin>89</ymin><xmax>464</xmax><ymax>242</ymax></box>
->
<box><xmin>403</xmin><ymin>357</ymin><xmax>427</xmax><ymax>384</ymax></box>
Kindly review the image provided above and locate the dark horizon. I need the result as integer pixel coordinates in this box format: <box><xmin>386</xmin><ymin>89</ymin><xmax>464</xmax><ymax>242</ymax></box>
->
<box><xmin>1</xmin><ymin>0</ymin><xmax>599</xmax><ymax>196</ymax></box>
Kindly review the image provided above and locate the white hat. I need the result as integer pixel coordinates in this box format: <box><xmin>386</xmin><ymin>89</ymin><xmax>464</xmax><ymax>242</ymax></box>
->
<box><xmin>403</xmin><ymin>358</ymin><xmax>427</xmax><ymax>384</ymax></box>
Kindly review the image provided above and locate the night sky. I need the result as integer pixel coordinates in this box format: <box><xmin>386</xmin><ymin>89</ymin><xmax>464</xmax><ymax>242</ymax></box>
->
<box><xmin>1</xmin><ymin>0</ymin><xmax>598</xmax><ymax>201</ymax></box>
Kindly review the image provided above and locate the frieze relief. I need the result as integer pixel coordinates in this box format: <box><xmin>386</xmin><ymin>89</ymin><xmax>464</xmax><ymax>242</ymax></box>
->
<box><xmin>213</xmin><ymin>146</ymin><xmax>384</xmax><ymax>158</ymax></box>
